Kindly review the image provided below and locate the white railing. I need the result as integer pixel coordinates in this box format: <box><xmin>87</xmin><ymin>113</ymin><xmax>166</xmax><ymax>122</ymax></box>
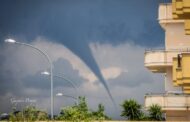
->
<box><xmin>158</xmin><ymin>3</ymin><xmax>184</xmax><ymax>26</ymax></box>
<box><xmin>158</xmin><ymin>3</ymin><xmax>173</xmax><ymax>21</ymax></box>
<box><xmin>144</xmin><ymin>49</ymin><xmax>190</xmax><ymax>67</ymax></box>
<box><xmin>145</xmin><ymin>93</ymin><xmax>190</xmax><ymax>110</ymax></box>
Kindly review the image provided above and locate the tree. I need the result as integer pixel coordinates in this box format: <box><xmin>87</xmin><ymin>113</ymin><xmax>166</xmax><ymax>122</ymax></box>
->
<box><xmin>57</xmin><ymin>96</ymin><xmax>111</xmax><ymax>121</ymax></box>
<box><xmin>77</xmin><ymin>96</ymin><xmax>90</xmax><ymax>120</ymax></box>
<box><xmin>24</xmin><ymin>106</ymin><xmax>48</xmax><ymax>121</ymax></box>
<box><xmin>36</xmin><ymin>110</ymin><xmax>48</xmax><ymax>121</ymax></box>
<box><xmin>58</xmin><ymin>106</ymin><xmax>79</xmax><ymax>121</ymax></box>
<box><xmin>58</xmin><ymin>96</ymin><xmax>92</xmax><ymax>121</ymax></box>
<box><xmin>148</xmin><ymin>104</ymin><xmax>162</xmax><ymax>121</ymax></box>
<box><xmin>121</xmin><ymin>99</ymin><xmax>142</xmax><ymax>120</ymax></box>
<box><xmin>23</xmin><ymin>106</ymin><xmax>37</xmax><ymax>121</ymax></box>
<box><xmin>9</xmin><ymin>111</ymin><xmax>24</xmax><ymax>122</ymax></box>
<box><xmin>9</xmin><ymin>106</ymin><xmax>48</xmax><ymax>122</ymax></box>
<box><xmin>91</xmin><ymin>104</ymin><xmax>111</xmax><ymax>120</ymax></box>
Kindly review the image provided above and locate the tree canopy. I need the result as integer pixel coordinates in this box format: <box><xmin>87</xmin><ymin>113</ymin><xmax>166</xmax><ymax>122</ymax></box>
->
<box><xmin>57</xmin><ymin>96</ymin><xmax>111</xmax><ymax>121</ymax></box>
<box><xmin>121</xmin><ymin>99</ymin><xmax>142</xmax><ymax>120</ymax></box>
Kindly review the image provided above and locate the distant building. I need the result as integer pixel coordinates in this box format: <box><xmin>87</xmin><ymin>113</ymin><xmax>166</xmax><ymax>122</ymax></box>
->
<box><xmin>144</xmin><ymin>0</ymin><xmax>190</xmax><ymax>121</ymax></box>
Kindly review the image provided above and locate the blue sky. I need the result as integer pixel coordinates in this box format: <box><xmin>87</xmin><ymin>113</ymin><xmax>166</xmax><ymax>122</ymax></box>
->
<box><xmin>0</xmin><ymin>0</ymin><xmax>170</xmax><ymax>119</ymax></box>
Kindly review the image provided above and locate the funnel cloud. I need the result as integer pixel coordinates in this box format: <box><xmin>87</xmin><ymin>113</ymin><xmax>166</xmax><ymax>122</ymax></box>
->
<box><xmin>0</xmin><ymin>0</ymin><xmax>169</xmax><ymax>119</ymax></box>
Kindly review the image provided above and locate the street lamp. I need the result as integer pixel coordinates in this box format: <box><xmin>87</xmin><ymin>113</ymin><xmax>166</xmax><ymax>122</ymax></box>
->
<box><xmin>41</xmin><ymin>71</ymin><xmax>79</xmax><ymax>101</ymax></box>
<box><xmin>56</xmin><ymin>92</ymin><xmax>78</xmax><ymax>105</ymax></box>
<box><xmin>5</xmin><ymin>38</ymin><xmax>54</xmax><ymax>120</ymax></box>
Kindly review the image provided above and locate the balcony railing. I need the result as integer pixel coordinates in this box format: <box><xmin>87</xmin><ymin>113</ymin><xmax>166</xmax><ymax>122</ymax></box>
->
<box><xmin>144</xmin><ymin>49</ymin><xmax>190</xmax><ymax>72</ymax></box>
<box><xmin>158</xmin><ymin>3</ymin><xmax>184</xmax><ymax>23</ymax></box>
<box><xmin>145</xmin><ymin>93</ymin><xmax>190</xmax><ymax>110</ymax></box>
<box><xmin>159</xmin><ymin>3</ymin><xmax>173</xmax><ymax>21</ymax></box>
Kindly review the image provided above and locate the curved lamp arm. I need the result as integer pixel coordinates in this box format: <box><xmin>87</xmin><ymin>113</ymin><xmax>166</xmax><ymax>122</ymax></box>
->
<box><xmin>54</xmin><ymin>75</ymin><xmax>79</xmax><ymax>101</ymax></box>
<box><xmin>56</xmin><ymin>93</ymin><xmax>78</xmax><ymax>105</ymax></box>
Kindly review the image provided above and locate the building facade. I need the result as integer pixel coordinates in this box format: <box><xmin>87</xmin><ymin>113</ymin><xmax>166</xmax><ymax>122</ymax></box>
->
<box><xmin>144</xmin><ymin>0</ymin><xmax>190</xmax><ymax>121</ymax></box>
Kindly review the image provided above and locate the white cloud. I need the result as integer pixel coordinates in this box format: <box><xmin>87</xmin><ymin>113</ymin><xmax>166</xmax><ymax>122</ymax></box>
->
<box><xmin>90</xmin><ymin>42</ymin><xmax>144</xmax><ymax>69</ymax></box>
<box><xmin>89</xmin><ymin>42</ymin><xmax>157</xmax><ymax>86</ymax></box>
<box><xmin>85</xmin><ymin>67</ymin><xmax>127</xmax><ymax>82</ymax></box>
<box><xmin>102</xmin><ymin>67</ymin><xmax>128</xmax><ymax>80</ymax></box>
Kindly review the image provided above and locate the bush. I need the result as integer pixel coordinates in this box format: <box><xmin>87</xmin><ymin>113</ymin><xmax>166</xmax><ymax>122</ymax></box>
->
<box><xmin>148</xmin><ymin>104</ymin><xmax>162</xmax><ymax>121</ymax></box>
<box><xmin>9</xmin><ymin>106</ymin><xmax>48</xmax><ymax>122</ymax></box>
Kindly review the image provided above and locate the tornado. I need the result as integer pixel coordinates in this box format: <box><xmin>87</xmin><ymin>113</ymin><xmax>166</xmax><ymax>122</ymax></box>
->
<box><xmin>62</xmin><ymin>41</ymin><xmax>117</xmax><ymax>108</ymax></box>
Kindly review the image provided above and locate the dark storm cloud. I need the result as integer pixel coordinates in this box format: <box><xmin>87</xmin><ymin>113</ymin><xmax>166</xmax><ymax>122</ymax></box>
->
<box><xmin>22</xmin><ymin>73</ymin><xmax>50</xmax><ymax>89</ymax></box>
<box><xmin>53</xmin><ymin>58</ymin><xmax>85</xmax><ymax>86</ymax></box>
<box><xmin>0</xmin><ymin>69</ymin><xmax>22</xmax><ymax>96</ymax></box>
<box><xmin>0</xmin><ymin>0</ymin><xmax>170</xmax><ymax>118</ymax></box>
<box><xmin>0</xmin><ymin>47</ymin><xmax>23</xmax><ymax>96</ymax></box>
<box><xmin>2</xmin><ymin>54</ymin><xmax>86</xmax><ymax>95</ymax></box>
<box><xmin>0</xmin><ymin>0</ymin><xmax>170</xmax><ymax>45</ymax></box>
<box><xmin>21</xmin><ymin>58</ymin><xmax>85</xmax><ymax>91</ymax></box>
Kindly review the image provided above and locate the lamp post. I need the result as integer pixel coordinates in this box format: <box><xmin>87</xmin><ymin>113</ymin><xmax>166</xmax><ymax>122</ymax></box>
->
<box><xmin>5</xmin><ymin>39</ymin><xmax>54</xmax><ymax>120</ymax></box>
<box><xmin>56</xmin><ymin>93</ymin><xmax>78</xmax><ymax>105</ymax></box>
<box><xmin>41</xmin><ymin>71</ymin><xmax>79</xmax><ymax>102</ymax></box>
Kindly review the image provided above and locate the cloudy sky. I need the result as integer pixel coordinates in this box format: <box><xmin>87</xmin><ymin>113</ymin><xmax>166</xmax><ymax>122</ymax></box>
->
<box><xmin>0</xmin><ymin>0</ymin><xmax>170</xmax><ymax>119</ymax></box>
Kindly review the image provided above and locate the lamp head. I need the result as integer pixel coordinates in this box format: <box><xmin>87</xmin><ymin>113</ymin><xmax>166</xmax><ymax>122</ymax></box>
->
<box><xmin>41</xmin><ymin>71</ymin><xmax>50</xmax><ymax>76</ymax></box>
<box><xmin>4</xmin><ymin>39</ymin><xmax>16</xmax><ymax>43</ymax></box>
<box><xmin>56</xmin><ymin>93</ymin><xmax>63</xmax><ymax>96</ymax></box>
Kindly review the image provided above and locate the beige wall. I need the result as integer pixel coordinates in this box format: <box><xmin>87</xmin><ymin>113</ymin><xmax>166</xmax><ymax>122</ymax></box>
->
<box><xmin>165</xmin><ymin>23</ymin><xmax>190</xmax><ymax>50</ymax></box>
<box><xmin>158</xmin><ymin>4</ymin><xmax>190</xmax><ymax>50</ymax></box>
<box><xmin>166</xmin><ymin>111</ymin><xmax>190</xmax><ymax>121</ymax></box>
<box><xmin>165</xmin><ymin>67</ymin><xmax>182</xmax><ymax>92</ymax></box>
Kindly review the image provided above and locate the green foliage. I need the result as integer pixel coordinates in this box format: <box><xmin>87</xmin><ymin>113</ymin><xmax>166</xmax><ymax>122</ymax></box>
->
<box><xmin>23</xmin><ymin>106</ymin><xmax>37</xmax><ymax>121</ymax></box>
<box><xmin>57</xmin><ymin>96</ymin><xmax>91</xmax><ymax>121</ymax></box>
<box><xmin>148</xmin><ymin>104</ymin><xmax>162</xmax><ymax>121</ymax></box>
<box><xmin>9</xmin><ymin>111</ymin><xmax>24</xmax><ymax>122</ymax></box>
<box><xmin>138</xmin><ymin>112</ymin><xmax>149</xmax><ymax>121</ymax></box>
<box><xmin>121</xmin><ymin>99</ymin><xmax>142</xmax><ymax>120</ymax></box>
<box><xmin>57</xmin><ymin>96</ymin><xmax>111</xmax><ymax>121</ymax></box>
<box><xmin>9</xmin><ymin>106</ymin><xmax>48</xmax><ymax>122</ymax></box>
<box><xmin>77</xmin><ymin>96</ymin><xmax>90</xmax><ymax>120</ymax></box>
<box><xmin>121</xmin><ymin>99</ymin><xmax>164</xmax><ymax>121</ymax></box>
<box><xmin>91</xmin><ymin>104</ymin><xmax>111</xmax><ymax>120</ymax></box>
<box><xmin>58</xmin><ymin>106</ymin><xmax>79</xmax><ymax>121</ymax></box>
<box><xmin>36</xmin><ymin>111</ymin><xmax>49</xmax><ymax>120</ymax></box>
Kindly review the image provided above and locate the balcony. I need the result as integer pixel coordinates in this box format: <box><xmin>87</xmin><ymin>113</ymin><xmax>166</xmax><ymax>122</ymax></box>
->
<box><xmin>144</xmin><ymin>49</ymin><xmax>179</xmax><ymax>73</ymax></box>
<box><xmin>158</xmin><ymin>3</ymin><xmax>184</xmax><ymax>28</ymax></box>
<box><xmin>145</xmin><ymin>49</ymin><xmax>190</xmax><ymax>73</ymax></box>
<box><xmin>145</xmin><ymin>93</ymin><xmax>190</xmax><ymax>111</ymax></box>
<box><xmin>159</xmin><ymin>3</ymin><xmax>173</xmax><ymax>21</ymax></box>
